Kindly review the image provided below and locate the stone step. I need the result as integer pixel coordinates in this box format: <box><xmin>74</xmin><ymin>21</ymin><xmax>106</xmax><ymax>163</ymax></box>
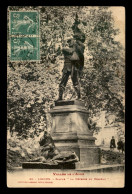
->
<box><xmin>76</xmin><ymin>164</ymin><xmax>125</xmax><ymax>172</ymax></box>
<box><xmin>22</xmin><ymin>162</ymin><xmax>124</xmax><ymax>172</ymax></box>
<box><xmin>22</xmin><ymin>162</ymin><xmax>76</xmax><ymax>169</ymax></box>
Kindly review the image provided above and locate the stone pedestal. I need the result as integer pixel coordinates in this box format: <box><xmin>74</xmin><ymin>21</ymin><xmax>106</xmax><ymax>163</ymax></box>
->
<box><xmin>49</xmin><ymin>100</ymin><xmax>100</xmax><ymax>168</ymax></box>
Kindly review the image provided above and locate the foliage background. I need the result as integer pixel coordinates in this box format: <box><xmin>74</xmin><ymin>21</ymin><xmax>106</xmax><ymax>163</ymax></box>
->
<box><xmin>7</xmin><ymin>6</ymin><xmax>125</xmax><ymax>137</ymax></box>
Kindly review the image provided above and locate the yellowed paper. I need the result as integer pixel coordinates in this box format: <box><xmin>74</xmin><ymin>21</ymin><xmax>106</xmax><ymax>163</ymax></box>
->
<box><xmin>7</xmin><ymin>6</ymin><xmax>125</xmax><ymax>188</ymax></box>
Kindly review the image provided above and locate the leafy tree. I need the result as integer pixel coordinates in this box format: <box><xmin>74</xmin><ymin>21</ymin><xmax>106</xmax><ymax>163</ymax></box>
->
<box><xmin>7</xmin><ymin>6</ymin><xmax>125</xmax><ymax>136</ymax></box>
<box><xmin>80</xmin><ymin>7</ymin><xmax>125</xmax><ymax>121</ymax></box>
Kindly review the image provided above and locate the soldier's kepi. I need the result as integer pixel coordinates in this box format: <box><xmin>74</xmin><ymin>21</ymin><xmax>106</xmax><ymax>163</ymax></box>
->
<box><xmin>57</xmin><ymin>33</ymin><xmax>85</xmax><ymax>101</ymax></box>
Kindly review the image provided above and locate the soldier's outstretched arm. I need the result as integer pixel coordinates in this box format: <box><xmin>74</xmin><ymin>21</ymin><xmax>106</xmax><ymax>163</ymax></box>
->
<box><xmin>62</xmin><ymin>47</ymin><xmax>73</xmax><ymax>54</ymax></box>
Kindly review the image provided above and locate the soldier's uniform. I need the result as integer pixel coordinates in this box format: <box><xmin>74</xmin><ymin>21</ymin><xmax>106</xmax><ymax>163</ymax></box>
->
<box><xmin>58</xmin><ymin>39</ymin><xmax>85</xmax><ymax>100</ymax></box>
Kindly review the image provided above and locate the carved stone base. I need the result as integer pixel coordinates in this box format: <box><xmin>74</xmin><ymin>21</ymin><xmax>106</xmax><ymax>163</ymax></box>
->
<box><xmin>49</xmin><ymin>100</ymin><xmax>101</xmax><ymax>168</ymax></box>
<box><xmin>22</xmin><ymin>162</ymin><xmax>76</xmax><ymax>169</ymax></box>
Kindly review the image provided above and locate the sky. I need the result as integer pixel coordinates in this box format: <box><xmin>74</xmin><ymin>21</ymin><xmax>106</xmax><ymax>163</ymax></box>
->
<box><xmin>109</xmin><ymin>6</ymin><xmax>125</xmax><ymax>47</ymax></box>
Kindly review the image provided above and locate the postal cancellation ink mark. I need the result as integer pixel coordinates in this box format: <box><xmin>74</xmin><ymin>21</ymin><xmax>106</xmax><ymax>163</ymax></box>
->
<box><xmin>9</xmin><ymin>11</ymin><xmax>40</xmax><ymax>61</ymax></box>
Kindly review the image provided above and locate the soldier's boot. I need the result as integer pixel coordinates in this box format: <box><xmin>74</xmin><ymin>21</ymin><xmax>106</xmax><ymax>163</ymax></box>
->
<box><xmin>74</xmin><ymin>85</ymin><xmax>81</xmax><ymax>99</ymax></box>
<box><xmin>57</xmin><ymin>86</ymin><xmax>64</xmax><ymax>101</ymax></box>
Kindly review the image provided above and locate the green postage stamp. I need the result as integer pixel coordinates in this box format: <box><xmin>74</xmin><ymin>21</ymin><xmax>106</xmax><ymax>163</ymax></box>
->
<box><xmin>9</xmin><ymin>11</ymin><xmax>40</xmax><ymax>61</ymax></box>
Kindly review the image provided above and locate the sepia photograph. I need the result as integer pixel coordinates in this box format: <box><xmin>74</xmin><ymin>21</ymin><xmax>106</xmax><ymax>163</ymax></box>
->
<box><xmin>7</xmin><ymin>6</ymin><xmax>125</xmax><ymax>188</ymax></box>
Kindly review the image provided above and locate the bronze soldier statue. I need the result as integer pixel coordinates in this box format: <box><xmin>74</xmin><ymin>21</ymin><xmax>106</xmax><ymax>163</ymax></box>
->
<box><xmin>57</xmin><ymin>13</ymin><xmax>85</xmax><ymax>101</ymax></box>
<box><xmin>57</xmin><ymin>33</ymin><xmax>85</xmax><ymax>100</ymax></box>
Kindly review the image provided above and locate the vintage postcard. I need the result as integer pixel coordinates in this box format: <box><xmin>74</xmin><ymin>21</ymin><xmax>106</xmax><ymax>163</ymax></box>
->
<box><xmin>7</xmin><ymin>6</ymin><xmax>125</xmax><ymax>188</ymax></box>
